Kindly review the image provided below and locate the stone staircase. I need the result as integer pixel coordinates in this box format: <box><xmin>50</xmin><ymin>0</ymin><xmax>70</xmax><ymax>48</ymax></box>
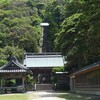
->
<box><xmin>36</xmin><ymin>84</ymin><xmax>53</xmax><ymax>90</ymax></box>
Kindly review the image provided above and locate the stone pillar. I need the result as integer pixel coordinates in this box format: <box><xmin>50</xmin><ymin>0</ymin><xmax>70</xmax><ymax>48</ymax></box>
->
<box><xmin>40</xmin><ymin>23</ymin><xmax>49</xmax><ymax>53</ymax></box>
<box><xmin>39</xmin><ymin>26</ymin><xmax>44</xmax><ymax>53</ymax></box>
<box><xmin>70</xmin><ymin>76</ymin><xmax>75</xmax><ymax>92</ymax></box>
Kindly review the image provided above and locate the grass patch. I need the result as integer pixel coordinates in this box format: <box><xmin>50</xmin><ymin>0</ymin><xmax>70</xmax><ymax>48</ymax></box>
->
<box><xmin>0</xmin><ymin>94</ymin><xmax>28</xmax><ymax>100</ymax></box>
<box><xmin>58</xmin><ymin>93</ymin><xmax>100</xmax><ymax>100</ymax></box>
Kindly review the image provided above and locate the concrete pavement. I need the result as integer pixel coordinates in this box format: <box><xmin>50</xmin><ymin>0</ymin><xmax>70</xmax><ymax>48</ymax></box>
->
<box><xmin>27</xmin><ymin>90</ymin><xmax>67</xmax><ymax>100</ymax></box>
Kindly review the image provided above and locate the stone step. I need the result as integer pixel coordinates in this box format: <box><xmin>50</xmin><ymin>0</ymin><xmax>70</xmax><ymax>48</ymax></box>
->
<box><xmin>36</xmin><ymin>84</ymin><xmax>52</xmax><ymax>90</ymax></box>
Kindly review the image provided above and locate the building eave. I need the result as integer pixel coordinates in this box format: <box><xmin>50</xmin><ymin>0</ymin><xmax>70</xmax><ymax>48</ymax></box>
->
<box><xmin>70</xmin><ymin>61</ymin><xmax>100</xmax><ymax>76</ymax></box>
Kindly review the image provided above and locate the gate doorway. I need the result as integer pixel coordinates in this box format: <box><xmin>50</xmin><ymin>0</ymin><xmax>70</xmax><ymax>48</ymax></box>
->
<box><xmin>38</xmin><ymin>73</ymin><xmax>52</xmax><ymax>84</ymax></box>
<box><xmin>23</xmin><ymin>53</ymin><xmax>65</xmax><ymax>90</ymax></box>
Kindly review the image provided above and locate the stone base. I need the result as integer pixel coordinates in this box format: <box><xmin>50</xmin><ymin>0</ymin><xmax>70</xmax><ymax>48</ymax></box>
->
<box><xmin>76</xmin><ymin>90</ymin><xmax>100</xmax><ymax>95</ymax></box>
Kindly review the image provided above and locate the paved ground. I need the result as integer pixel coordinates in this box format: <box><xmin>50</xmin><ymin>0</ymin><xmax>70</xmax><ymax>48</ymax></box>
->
<box><xmin>27</xmin><ymin>90</ymin><xmax>100</xmax><ymax>100</ymax></box>
<box><xmin>27</xmin><ymin>90</ymin><xmax>67</xmax><ymax>100</ymax></box>
<box><xmin>0</xmin><ymin>90</ymin><xmax>100</xmax><ymax>100</ymax></box>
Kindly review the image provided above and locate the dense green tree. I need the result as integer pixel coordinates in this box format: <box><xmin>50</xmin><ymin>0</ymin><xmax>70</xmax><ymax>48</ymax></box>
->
<box><xmin>55</xmin><ymin>0</ymin><xmax>100</xmax><ymax>71</ymax></box>
<box><xmin>0</xmin><ymin>0</ymin><xmax>42</xmax><ymax>53</ymax></box>
<box><xmin>43</xmin><ymin>0</ymin><xmax>66</xmax><ymax>51</ymax></box>
<box><xmin>0</xmin><ymin>46</ymin><xmax>24</xmax><ymax>66</ymax></box>
<box><xmin>0</xmin><ymin>0</ymin><xmax>99</xmax><ymax>72</ymax></box>
<box><xmin>0</xmin><ymin>0</ymin><xmax>43</xmax><ymax>66</ymax></box>
<box><xmin>0</xmin><ymin>32</ymin><xmax>6</xmax><ymax>47</ymax></box>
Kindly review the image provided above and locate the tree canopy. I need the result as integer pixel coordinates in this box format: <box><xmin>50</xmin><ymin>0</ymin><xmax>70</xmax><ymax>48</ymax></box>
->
<box><xmin>54</xmin><ymin>0</ymin><xmax>100</xmax><ymax>71</ymax></box>
<box><xmin>0</xmin><ymin>0</ymin><xmax>43</xmax><ymax>65</ymax></box>
<box><xmin>0</xmin><ymin>0</ymin><xmax>100</xmax><ymax>72</ymax></box>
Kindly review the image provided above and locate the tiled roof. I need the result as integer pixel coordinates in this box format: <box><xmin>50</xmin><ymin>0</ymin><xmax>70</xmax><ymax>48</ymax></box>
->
<box><xmin>23</xmin><ymin>53</ymin><xmax>65</xmax><ymax>68</ymax></box>
<box><xmin>0</xmin><ymin>69</ymin><xmax>27</xmax><ymax>73</ymax></box>
<box><xmin>71</xmin><ymin>61</ymin><xmax>100</xmax><ymax>76</ymax></box>
<box><xmin>0</xmin><ymin>58</ymin><xmax>29</xmax><ymax>73</ymax></box>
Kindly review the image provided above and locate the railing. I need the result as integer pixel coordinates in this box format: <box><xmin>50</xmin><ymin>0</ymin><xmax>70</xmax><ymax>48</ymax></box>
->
<box><xmin>0</xmin><ymin>86</ymin><xmax>25</xmax><ymax>93</ymax></box>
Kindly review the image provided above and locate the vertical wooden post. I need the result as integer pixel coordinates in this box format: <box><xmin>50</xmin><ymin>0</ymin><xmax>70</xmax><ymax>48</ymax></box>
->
<box><xmin>22</xmin><ymin>77</ymin><xmax>25</xmax><ymax>93</ymax></box>
<box><xmin>0</xmin><ymin>77</ymin><xmax>2</xmax><ymax>88</ymax></box>
<box><xmin>0</xmin><ymin>77</ymin><xmax>3</xmax><ymax>93</ymax></box>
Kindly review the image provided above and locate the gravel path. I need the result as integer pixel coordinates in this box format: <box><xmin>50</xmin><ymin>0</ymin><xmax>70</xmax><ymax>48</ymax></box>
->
<box><xmin>27</xmin><ymin>90</ymin><xmax>67</xmax><ymax>100</ymax></box>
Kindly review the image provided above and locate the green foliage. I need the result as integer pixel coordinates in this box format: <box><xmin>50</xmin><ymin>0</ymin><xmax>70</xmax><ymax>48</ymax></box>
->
<box><xmin>0</xmin><ymin>0</ymin><xmax>99</xmax><ymax>72</ymax></box>
<box><xmin>0</xmin><ymin>0</ymin><xmax>44</xmax><ymax>64</ymax></box>
<box><xmin>25</xmin><ymin>75</ymin><xmax>34</xmax><ymax>84</ymax></box>
<box><xmin>54</xmin><ymin>0</ymin><xmax>100</xmax><ymax>71</ymax></box>
<box><xmin>0</xmin><ymin>59</ymin><xmax>7</xmax><ymax>67</ymax></box>
<box><xmin>43</xmin><ymin>0</ymin><xmax>66</xmax><ymax>51</ymax></box>
<box><xmin>0</xmin><ymin>46</ymin><xmax>24</xmax><ymax>66</ymax></box>
<box><xmin>0</xmin><ymin>94</ymin><xmax>27</xmax><ymax>100</ymax></box>
<box><xmin>0</xmin><ymin>32</ymin><xmax>6</xmax><ymax>47</ymax></box>
<box><xmin>0</xmin><ymin>0</ymin><xmax>43</xmax><ymax>53</ymax></box>
<box><xmin>52</xmin><ymin>67</ymin><xmax>64</xmax><ymax>73</ymax></box>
